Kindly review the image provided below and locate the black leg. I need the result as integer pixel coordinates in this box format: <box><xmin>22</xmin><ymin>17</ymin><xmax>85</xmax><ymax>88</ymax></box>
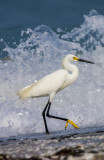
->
<box><xmin>46</xmin><ymin>102</ymin><xmax>79</xmax><ymax>130</ymax></box>
<box><xmin>46</xmin><ymin>102</ymin><xmax>68</xmax><ymax>121</ymax></box>
<box><xmin>42</xmin><ymin>101</ymin><xmax>50</xmax><ymax>133</ymax></box>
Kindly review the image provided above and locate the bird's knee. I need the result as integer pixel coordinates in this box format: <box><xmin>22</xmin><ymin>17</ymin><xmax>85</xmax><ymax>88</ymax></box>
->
<box><xmin>46</xmin><ymin>113</ymin><xmax>50</xmax><ymax>117</ymax></box>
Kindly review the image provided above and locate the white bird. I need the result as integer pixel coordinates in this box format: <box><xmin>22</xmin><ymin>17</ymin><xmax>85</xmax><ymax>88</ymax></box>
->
<box><xmin>17</xmin><ymin>54</ymin><xmax>94</xmax><ymax>133</ymax></box>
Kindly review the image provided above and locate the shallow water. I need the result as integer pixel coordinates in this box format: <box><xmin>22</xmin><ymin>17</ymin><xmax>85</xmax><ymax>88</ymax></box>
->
<box><xmin>0</xmin><ymin>126</ymin><xmax>104</xmax><ymax>143</ymax></box>
<box><xmin>0</xmin><ymin>10</ymin><xmax>104</xmax><ymax>138</ymax></box>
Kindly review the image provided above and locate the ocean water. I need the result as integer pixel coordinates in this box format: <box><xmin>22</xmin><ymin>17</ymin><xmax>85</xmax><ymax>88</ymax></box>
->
<box><xmin>0</xmin><ymin>1</ymin><xmax>104</xmax><ymax>139</ymax></box>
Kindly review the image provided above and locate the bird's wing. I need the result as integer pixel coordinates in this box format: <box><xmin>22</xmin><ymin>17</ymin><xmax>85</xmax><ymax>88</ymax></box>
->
<box><xmin>17</xmin><ymin>69</ymin><xmax>68</xmax><ymax>99</ymax></box>
<box><xmin>30</xmin><ymin>69</ymin><xmax>68</xmax><ymax>97</ymax></box>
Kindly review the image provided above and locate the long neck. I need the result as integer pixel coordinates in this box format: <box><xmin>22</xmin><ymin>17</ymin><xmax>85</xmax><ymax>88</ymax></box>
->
<box><xmin>62</xmin><ymin>56</ymin><xmax>79</xmax><ymax>83</ymax></box>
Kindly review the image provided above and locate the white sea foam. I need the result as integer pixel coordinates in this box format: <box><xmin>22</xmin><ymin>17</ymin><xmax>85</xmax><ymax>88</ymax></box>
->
<box><xmin>0</xmin><ymin>10</ymin><xmax>104</xmax><ymax>138</ymax></box>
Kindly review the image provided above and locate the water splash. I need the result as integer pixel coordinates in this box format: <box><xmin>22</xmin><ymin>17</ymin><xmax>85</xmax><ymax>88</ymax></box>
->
<box><xmin>0</xmin><ymin>10</ymin><xmax>104</xmax><ymax>138</ymax></box>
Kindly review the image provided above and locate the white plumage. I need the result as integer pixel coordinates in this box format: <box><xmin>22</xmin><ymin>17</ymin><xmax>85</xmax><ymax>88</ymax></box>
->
<box><xmin>17</xmin><ymin>54</ymin><xmax>94</xmax><ymax>133</ymax></box>
<box><xmin>17</xmin><ymin>54</ymin><xmax>79</xmax><ymax>101</ymax></box>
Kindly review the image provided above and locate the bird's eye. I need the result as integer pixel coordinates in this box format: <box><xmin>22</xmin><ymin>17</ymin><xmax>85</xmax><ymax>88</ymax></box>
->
<box><xmin>73</xmin><ymin>57</ymin><xmax>78</xmax><ymax>60</ymax></box>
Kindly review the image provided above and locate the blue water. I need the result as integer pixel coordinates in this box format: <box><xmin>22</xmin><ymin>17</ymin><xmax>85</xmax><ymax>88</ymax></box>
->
<box><xmin>0</xmin><ymin>1</ymin><xmax>104</xmax><ymax>139</ymax></box>
<box><xmin>0</xmin><ymin>0</ymin><xmax>104</xmax><ymax>55</ymax></box>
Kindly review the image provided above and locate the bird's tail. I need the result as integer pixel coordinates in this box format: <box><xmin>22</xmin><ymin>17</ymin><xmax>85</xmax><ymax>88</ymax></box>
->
<box><xmin>17</xmin><ymin>84</ymin><xmax>34</xmax><ymax>100</ymax></box>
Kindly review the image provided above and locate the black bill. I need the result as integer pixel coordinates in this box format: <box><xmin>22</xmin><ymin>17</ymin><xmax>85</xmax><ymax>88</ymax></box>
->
<box><xmin>78</xmin><ymin>58</ymin><xmax>94</xmax><ymax>64</ymax></box>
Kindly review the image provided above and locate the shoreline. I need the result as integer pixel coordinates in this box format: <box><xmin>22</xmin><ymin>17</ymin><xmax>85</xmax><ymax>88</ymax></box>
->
<box><xmin>0</xmin><ymin>131</ymin><xmax>104</xmax><ymax>160</ymax></box>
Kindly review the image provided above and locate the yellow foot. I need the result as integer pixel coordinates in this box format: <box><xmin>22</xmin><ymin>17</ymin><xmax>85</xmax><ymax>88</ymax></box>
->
<box><xmin>65</xmin><ymin>119</ymin><xmax>79</xmax><ymax>130</ymax></box>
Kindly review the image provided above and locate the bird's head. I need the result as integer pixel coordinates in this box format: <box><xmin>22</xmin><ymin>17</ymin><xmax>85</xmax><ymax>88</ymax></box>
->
<box><xmin>69</xmin><ymin>54</ymin><xmax>94</xmax><ymax>64</ymax></box>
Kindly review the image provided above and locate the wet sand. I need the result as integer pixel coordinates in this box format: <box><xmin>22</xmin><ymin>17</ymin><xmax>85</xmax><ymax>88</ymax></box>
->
<box><xmin>0</xmin><ymin>130</ymin><xmax>104</xmax><ymax>160</ymax></box>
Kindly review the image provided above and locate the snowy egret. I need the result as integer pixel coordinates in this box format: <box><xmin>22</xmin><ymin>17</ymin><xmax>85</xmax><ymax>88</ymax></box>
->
<box><xmin>17</xmin><ymin>54</ymin><xmax>94</xmax><ymax>133</ymax></box>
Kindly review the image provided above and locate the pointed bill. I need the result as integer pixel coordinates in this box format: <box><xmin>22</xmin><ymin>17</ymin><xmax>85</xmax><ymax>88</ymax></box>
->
<box><xmin>73</xmin><ymin>56</ymin><xmax>94</xmax><ymax>64</ymax></box>
<box><xmin>78</xmin><ymin>58</ymin><xmax>94</xmax><ymax>64</ymax></box>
